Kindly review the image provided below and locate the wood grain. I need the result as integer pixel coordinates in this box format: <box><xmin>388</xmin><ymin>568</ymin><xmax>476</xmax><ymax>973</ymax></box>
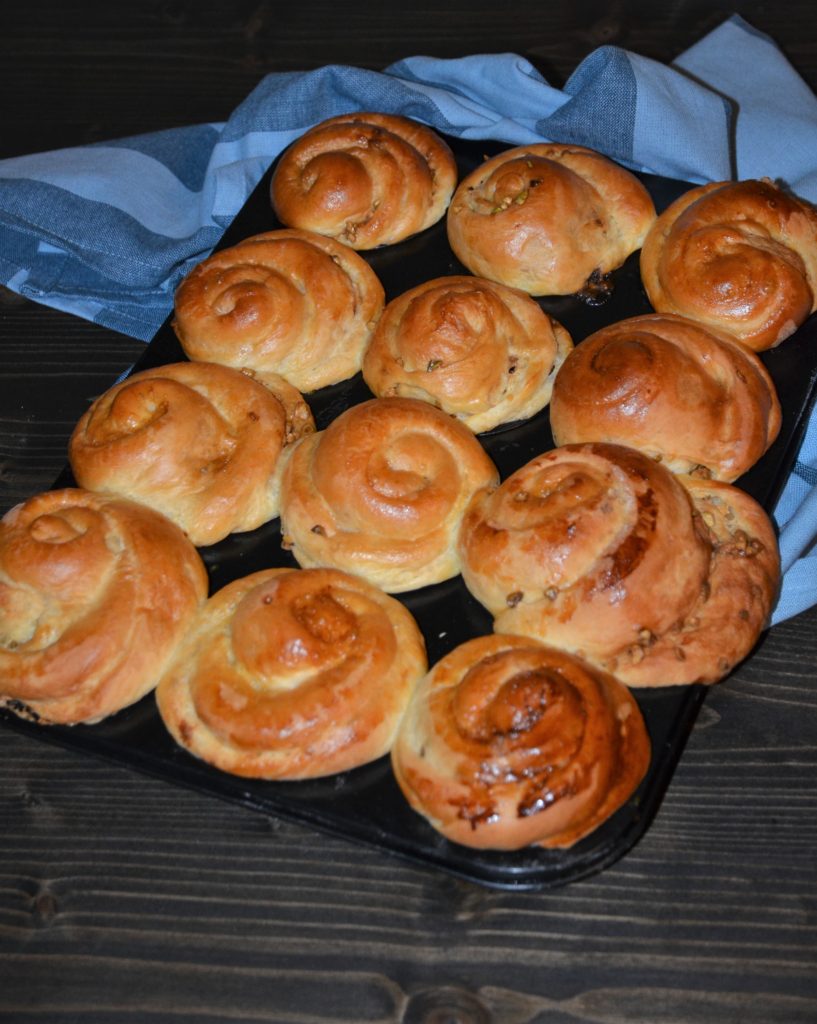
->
<box><xmin>2</xmin><ymin>1</ymin><xmax>817</xmax><ymax>158</ymax></box>
<box><xmin>1</xmin><ymin>610</ymin><xmax>816</xmax><ymax>1021</ymax></box>
<box><xmin>1</xmin><ymin>3</ymin><xmax>816</xmax><ymax>1021</ymax></box>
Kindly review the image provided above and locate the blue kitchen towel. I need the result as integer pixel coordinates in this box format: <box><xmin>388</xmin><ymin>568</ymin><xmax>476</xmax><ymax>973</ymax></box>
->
<box><xmin>0</xmin><ymin>14</ymin><xmax>815</xmax><ymax>622</ymax></box>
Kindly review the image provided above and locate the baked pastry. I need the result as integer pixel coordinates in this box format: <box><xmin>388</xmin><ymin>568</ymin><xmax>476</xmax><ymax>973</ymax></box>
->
<box><xmin>640</xmin><ymin>178</ymin><xmax>817</xmax><ymax>350</ymax></box>
<box><xmin>173</xmin><ymin>229</ymin><xmax>385</xmax><ymax>391</ymax></box>
<box><xmin>446</xmin><ymin>143</ymin><xmax>656</xmax><ymax>296</ymax></box>
<box><xmin>279</xmin><ymin>396</ymin><xmax>499</xmax><ymax>592</ymax></box>
<box><xmin>69</xmin><ymin>361</ymin><xmax>315</xmax><ymax>547</ymax></box>
<box><xmin>0</xmin><ymin>489</ymin><xmax>208</xmax><ymax>726</ymax></box>
<box><xmin>156</xmin><ymin>566</ymin><xmax>428</xmax><ymax>779</ymax></box>
<box><xmin>550</xmin><ymin>313</ymin><xmax>781</xmax><ymax>481</ymax></box>
<box><xmin>270</xmin><ymin>112</ymin><xmax>458</xmax><ymax>249</ymax></box>
<box><xmin>457</xmin><ymin>442</ymin><xmax>780</xmax><ymax>686</ymax></box>
<box><xmin>362</xmin><ymin>275</ymin><xmax>573</xmax><ymax>433</ymax></box>
<box><xmin>391</xmin><ymin>634</ymin><xmax>650</xmax><ymax>850</ymax></box>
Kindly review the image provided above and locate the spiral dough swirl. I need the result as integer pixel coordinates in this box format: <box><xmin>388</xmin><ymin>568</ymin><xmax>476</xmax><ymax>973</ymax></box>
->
<box><xmin>279</xmin><ymin>397</ymin><xmax>499</xmax><ymax>592</ymax></box>
<box><xmin>362</xmin><ymin>275</ymin><xmax>573</xmax><ymax>433</ymax></box>
<box><xmin>457</xmin><ymin>442</ymin><xmax>780</xmax><ymax>686</ymax></box>
<box><xmin>69</xmin><ymin>362</ymin><xmax>315</xmax><ymax>546</ymax></box>
<box><xmin>550</xmin><ymin>313</ymin><xmax>781</xmax><ymax>481</ymax></box>
<box><xmin>156</xmin><ymin>567</ymin><xmax>428</xmax><ymax>779</ymax></box>
<box><xmin>640</xmin><ymin>179</ymin><xmax>817</xmax><ymax>350</ymax></box>
<box><xmin>0</xmin><ymin>489</ymin><xmax>208</xmax><ymax>725</ymax></box>
<box><xmin>391</xmin><ymin>634</ymin><xmax>650</xmax><ymax>850</ymax></box>
<box><xmin>270</xmin><ymin>113</ymin><xmax>458</xmax><ymax>249</ymax></box>
<box><xmin>173</xmin><ymin>229</ymin><xmax>385</xmax><ymax>392</ymax></box>
<box><xmin>446</xmin><ymin>144</ymin><xmax>656</xmax><ymax>296</ymax></box>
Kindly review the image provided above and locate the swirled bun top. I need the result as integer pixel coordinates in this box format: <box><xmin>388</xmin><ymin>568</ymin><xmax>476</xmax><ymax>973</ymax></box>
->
<box><xmin>550</xmin><ymin>313</ymin><xmax>781</xmax><ymax>481</ymax></box>
<box><xmin>156</xmin><ymin>566</ymin><xmax>428</xmax><ymax>779</ymax></box>
<box><xmin>0</xmin><ymin>489</ymin><xmax>208</xmax><ymax>725</ymax></box>
<box><xmin>279</xmin><ymin>396</ymin><xmax>500</xmax><ymax>592</ymax></box>
<box><xmin>362</xmin><ymin>275</ymin><xmax>573</xmax><ymax>433</ymax></box>
<box><xmin>270</xmin><ymin>112</ymin><xmax>458</xmax><ymax>249</ymax></box>
<box><xmin>173</xmin><ymin>229</ymin><xmax>385</xmax><ymax>392</ymax></box>
<box><xmin>446</xmin><ymin>143</ymin><xmax>656</xmax><ymax>295</ymax></box>
<box><xmin>391</xmin><ymin>633</ymin><xmax>650</xmax><ymax>850</ymax></box>
<box><xmin>69</xmin><ymin>362</ymin><xmax>315</xmax><ymax>547</ymax></box>
<box><xmin>457</xmin><ymin>442</ymin><xmax>780</xmax><ymax>686</ymax></box>
<box><xmin>640</xmin><ymin>178</ymin><xmax>817</xmax><ymax>350</ymax></box>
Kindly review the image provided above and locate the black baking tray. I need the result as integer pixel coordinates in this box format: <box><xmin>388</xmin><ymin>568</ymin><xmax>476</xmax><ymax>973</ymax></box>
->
<box><xmin>3</xmin><ymin>135</ymin><xmax>817</xmax><ymax>890</ymax></box>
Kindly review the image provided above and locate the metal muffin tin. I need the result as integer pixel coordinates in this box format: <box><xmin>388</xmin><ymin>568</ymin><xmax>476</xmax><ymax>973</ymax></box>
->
<box><xmin>3</xmin><ymin>135</ymin><xmax>816</xmax><ymax>890</ymax></box>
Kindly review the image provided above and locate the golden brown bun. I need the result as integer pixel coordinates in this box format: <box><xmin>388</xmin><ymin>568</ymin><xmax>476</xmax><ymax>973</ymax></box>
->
<box><xmin>446</xmin><ymin>143</ymin><xmax>656</xmax><ymax>295</ymax></box>
<box><xmin>279</xmin><ymin>397</ymin><xmax>499</xmax><ymax>592</ymax></box>
<box><xmin>391</xmin><ymin>634</ymin><xmax>650</xmax><ymax>850</ymax></box>
<box><xmin>0</xmin><ymin>489</ymin><xmax>208</xmax><ymax>725</ymax></box>
<box><xmin>69</xmin><ymin>361</ymin><xmax>314</xmax><ymax>547</ymax></box>
<box><xmin>550</xmin><ymin>313</ymin><xmax>781</xmax><ymax>481</ymax></box>
<box><xmin>362</xmin><ymin>275</ymin><xmax>573</xmax><ymax>433</ymax></box>
<box><xmin>172</xmin><ymin>229</ymin><xmax>385</xmax><ymax>392</ymax></box>
<box><xmin>612</xmin><ymin>475</ymin><xmax>780</xmax><ymax>686</ymax></box>
<box><xmin>156</xmin><ymin>567</ymin><xmax>428</xmax><ymax>779</ymax></box>
<box><xmin>457</xmin><ymin>443</ymin><xmax>780</xmax><ymax>686</ymax></box>
<box><xmin>270</xmin><ymin>112</ymin><xmax>458</xmax><ymax>249</ymax></box>
<box><xmin>640</xmin><ymin>179</ymin><xmax>817</xmax><ymax>350</ymax></box>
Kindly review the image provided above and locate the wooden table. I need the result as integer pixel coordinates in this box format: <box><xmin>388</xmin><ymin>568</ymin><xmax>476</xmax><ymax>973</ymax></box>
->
<box><xmin>2</xmin><ymin>3</ymin><xmax>816</xmax><ymax>1021</ymax></box>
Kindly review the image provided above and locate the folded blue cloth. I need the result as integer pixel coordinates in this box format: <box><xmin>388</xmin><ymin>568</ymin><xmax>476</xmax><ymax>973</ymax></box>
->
<box><xmin>0</xmin><ymin>14</ymin><xmax>814</xmax><ymax>623</ymax></box>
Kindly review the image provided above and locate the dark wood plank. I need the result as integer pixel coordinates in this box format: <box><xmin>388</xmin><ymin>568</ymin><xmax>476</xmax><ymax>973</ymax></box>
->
<box><xmin>1</xmin><ymin>3</ymin><xmax>817</xmax><ymax>1020</ymax></box>
<box><xmin>1</xmin><ymin>607</ymin><xmax>815</xmax><ymax>1020</ymax></box>
<box><xmin>2</xmin><ymin>1</ymin><xmax>817</xmax><ymax>158</ymax></box>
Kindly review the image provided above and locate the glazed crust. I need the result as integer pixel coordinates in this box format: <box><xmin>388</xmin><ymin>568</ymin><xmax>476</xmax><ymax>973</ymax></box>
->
<box><xmin>640</xmin><ymin>179</ymin><xmax>817</xmax><ymax>350</ymax></box>
<box><xmin>457</xmin><ymin>443</ymin><xmax>780</xmax><ymax>686</ymax></box>
<box><xmin>0</xmin><ymin>489</ymin><xmax>208</xmax><ymax>725</ymax></box>
<box><xmin>550</xmin><ymin>313</ymin><xmax>781</xmax><ymax>481</ymax></box>
<box><xmin>156</xmin><ymin>567</ymin><xmax>428</xmax><ymax>779</ymax></box>
<box><xmin>69</xmin><ymin>361</ymin><xmax>315</xmax><ymax>547</ymax></box>
<box><xmin>362</xmin><ymin>275</ymin><xmax>573</xmax><ymax>433</ymax></box>
<box><xmin>172</xmin><ymin>229</ymin><xmax>385</xmax><ymax>392</ymax></box>
<box><xmin>609</xmin><ymin>475</ymin><xmax>781</xmax><ymax>686</ymax></box>
<box><xmin>446</xmin><ymin>143</ymin><xmax>656</xmax><ymax>296</ymax></box>
<box><xmin>279</xmin><ymin>396</ymin><xmax>499</xmax><ymax>592</ymax></box>
<box><xmin>391</xmin><ymin>634</ymin><xmax>650</xmax><ymax>850</ymax></box>
<box><xmin>271</xmin><ymin>112</ymin><xmax>458</xmax><ymax>249</ymax></box>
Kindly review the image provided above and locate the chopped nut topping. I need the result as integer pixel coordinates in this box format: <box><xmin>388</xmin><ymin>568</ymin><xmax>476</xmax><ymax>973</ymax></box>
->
<box><xmin>638</xmin><ymin>628</ymin><xmax>656</xmax><ymax>647</ymax></box>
